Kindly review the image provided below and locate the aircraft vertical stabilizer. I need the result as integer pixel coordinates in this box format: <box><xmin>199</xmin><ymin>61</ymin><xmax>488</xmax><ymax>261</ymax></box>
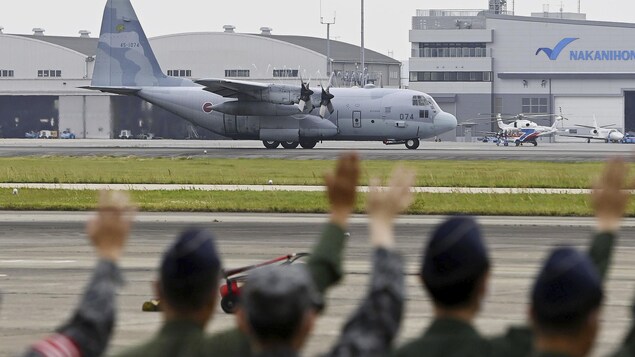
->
<box><xmin>92</xmin><ymin>0</ymin><xmax>184</xmax><ymax>88</ymax></box>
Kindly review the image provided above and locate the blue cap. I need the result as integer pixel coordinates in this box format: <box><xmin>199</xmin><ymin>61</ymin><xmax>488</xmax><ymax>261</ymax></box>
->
<box><xmin>532</xmin><ymin>247</ymin><xmax>602</xmax><ymax>328</ymax></box>
<box><xmin>160</xmin><ymin>228</ymin><xmax>222</xmax><ymax>310</ymax></box>
<box><xmin>422</xmin><ymin>216</ymin><xmax>490</xmax><ymax>287</ymax></box>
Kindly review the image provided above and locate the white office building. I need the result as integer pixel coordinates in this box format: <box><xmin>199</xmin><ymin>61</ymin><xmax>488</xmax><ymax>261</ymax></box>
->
<box><xmin>409</xmin><ymin>0</ymin><xmax>635</xmax><ymax>140</ymax></box>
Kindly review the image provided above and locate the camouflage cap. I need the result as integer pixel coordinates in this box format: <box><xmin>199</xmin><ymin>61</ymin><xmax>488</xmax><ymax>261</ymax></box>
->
<box><xmin>241</xmin><ymin>264</ymin><xmax>323</xmax><ymax>341</ymax></box>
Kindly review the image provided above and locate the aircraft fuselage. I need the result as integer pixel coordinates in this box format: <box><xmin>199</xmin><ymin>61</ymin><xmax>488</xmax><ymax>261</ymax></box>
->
<box><xmin>136</xmin><ymin>85</ymin><xmax>456</xmax><ymax>143</ymax></box>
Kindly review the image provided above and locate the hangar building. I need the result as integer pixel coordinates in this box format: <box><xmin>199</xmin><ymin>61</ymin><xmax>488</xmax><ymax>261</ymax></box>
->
<box><xmin>0</xmin><ymin>26</ymin><xmax>399</xmax><ymax>139</ymax></box>
<box><xmin>409</xmin><ymin>0</ymin><xmax>635</xmax><ymax>140</ymax></box>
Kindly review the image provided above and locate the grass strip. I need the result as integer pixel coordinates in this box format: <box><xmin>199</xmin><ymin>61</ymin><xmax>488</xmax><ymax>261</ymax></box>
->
<box><xmin>0</xmin><ymin>189</ymin><xmax>624</xmax><ymax>216</ymax></box>
<box><xmin>0</xmin><ymin>157</ymin><xmax>618</xmax><ymax>188</ymax></box>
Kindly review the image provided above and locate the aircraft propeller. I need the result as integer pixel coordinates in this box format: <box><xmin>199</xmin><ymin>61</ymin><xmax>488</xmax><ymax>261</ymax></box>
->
<box><xmin>297</xmin><ymin>77</ymin><xmax>314</xmax><ymax>113</ymax></box>
<box><xmin>319</xmin><ymin>73</ymin><xmax>336</xmax><ymax>118</ymax></box>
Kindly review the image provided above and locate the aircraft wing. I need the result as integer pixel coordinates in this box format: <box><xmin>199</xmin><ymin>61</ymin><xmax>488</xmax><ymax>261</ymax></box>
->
<box><xmin>79</xmin><ymin>86</ymin><xmax>141</xmax><ymax>95</ymax></box>
<box><xmin>195</xmin><ymin>78</ymin><xmax>271</xmax><ymax>100</ymax></box>
<box><xmin>558</xmin><ymin>133</ymin><xmax>604</xmax><ymax>140</ymax></box>
<box><xmin>573</xmin><ymin>124</ymin><xmax>597</xmax><ymax>129</ymax></box>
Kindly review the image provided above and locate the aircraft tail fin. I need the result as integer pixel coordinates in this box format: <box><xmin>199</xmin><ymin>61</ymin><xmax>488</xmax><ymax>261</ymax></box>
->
<box><xmin>496</xmin><ymin>114</ymin><xmax>505</xmax><ymax>130</ymax></box>
<box><xmin>593</xmin><ymin>115</ymin><xmax>599</xmax><ymax>130</ymax></box>
<box><xmin>92</xmin><ymin>0</ymin><xmax>177</xmax><ymax>87</ymax></box>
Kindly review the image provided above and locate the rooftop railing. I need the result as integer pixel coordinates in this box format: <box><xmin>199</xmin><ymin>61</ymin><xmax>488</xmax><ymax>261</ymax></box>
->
<box><xmin>415</xmin><ymin>9</ymin><xmax>514</xmax><ymax>17</ymax></box>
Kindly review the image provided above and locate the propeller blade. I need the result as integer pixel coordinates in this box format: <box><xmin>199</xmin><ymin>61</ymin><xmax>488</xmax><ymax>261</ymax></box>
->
<box><xmin>297</xmin><ymin>79</ymin><xmax>314</xmax><ymax>112</ymax></box>
<box><xmin>319</xmin><ymin>86</ymin><xmax>335</xmax><ymax>118</ymax></box>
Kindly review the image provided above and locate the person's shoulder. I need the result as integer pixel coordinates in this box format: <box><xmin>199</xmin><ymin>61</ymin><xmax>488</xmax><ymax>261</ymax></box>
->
<box><xmin>111</xmin><ymin>342</ymin><xmax>154</xmax><ymax>357</ymax></box>
<box><xmin>201</xmin><ymin>329</ymin><xmax>251</xmax><ymax>355</ymax></box>
<box><xmin>393</xmin><ymin>333</ymin><xmax>491</xmax><ymax>357</ymax></box>
<box><xmin>489</xmin><ymin>326</ymin><xmax>533</xmax><ymax>357</ymax></box>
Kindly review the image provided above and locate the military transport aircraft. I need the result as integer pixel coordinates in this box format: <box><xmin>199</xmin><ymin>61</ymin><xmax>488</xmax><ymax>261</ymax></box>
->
<box><xmin>83</xmin><ymin>0</ymin><xmax>457</xmax><ymax>150</ymax></box>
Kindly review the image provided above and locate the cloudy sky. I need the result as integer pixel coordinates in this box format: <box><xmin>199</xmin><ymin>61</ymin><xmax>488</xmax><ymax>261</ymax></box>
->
<box><xmin>2</xmin><ymin>0</ymin><xmax>634</xmax><ymax>60</ymax></box>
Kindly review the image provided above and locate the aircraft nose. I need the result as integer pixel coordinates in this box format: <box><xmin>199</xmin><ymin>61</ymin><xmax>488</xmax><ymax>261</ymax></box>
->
<box><xmin>436</xmin><ymin>112</ymin><xmax>458</xmax><ymax>133</ymax></box>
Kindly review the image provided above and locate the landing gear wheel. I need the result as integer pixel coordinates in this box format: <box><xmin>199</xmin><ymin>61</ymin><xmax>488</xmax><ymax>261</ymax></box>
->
<box><xmin>221</xmin><ymin>296</ymin><xmax>238</xmax><ymax>314</ymax></box>
<box><xmin>281</xmin><ymin>141</ymin><xmax>299</xmax><ymax>149</ymax></box>
<box><xmin>262</xmin><ymin>140</ymin><xmax>280</xmax><ymax>149</ymax></box>
<box><xmin>299</xmin><ymin>139</ymin><xmax>317</xmax><ymax>149</ymax></box>
<box><xmin>515</xmin><ymin>142</ymin><xmax>520</xmax><ymax>147</ymax></box>
<box><xmin>405</xmin><ymin>139</ymin><xmax>420</xmax><ymax>150</ymax></box>
<box><xmin>532</xmin><ymin>141</ymin><xmax>538</xmax><ymax>147</ymax></box>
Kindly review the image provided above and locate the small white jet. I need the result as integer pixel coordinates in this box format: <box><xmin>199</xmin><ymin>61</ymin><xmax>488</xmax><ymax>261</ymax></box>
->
<box><xmin>559</xmin><ymin>116</ymin><xmax>624</xmax><ymax>143</ymax></box>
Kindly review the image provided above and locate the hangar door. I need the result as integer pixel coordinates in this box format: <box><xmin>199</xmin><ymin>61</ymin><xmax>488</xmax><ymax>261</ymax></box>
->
<box><xmin>554</xmin><ymin>96</ymin><xmax>624</xmax><ymax>130</ymax></box>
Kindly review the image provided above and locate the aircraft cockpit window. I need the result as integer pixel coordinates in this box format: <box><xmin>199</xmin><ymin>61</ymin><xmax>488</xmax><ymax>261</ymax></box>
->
<box><xmin>424</xmin><ymin>95</ymin><xmax>439</xmax><ymax>109</ymax></box>
<box><xmin>412</xmin><ymin>96</ymin><xmax>430</xmax><ymax>107</ymax></box>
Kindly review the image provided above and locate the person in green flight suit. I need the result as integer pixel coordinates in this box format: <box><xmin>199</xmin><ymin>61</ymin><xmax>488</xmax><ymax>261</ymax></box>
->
<box><xmin>202</xmin><ymin>152</ymin><xmax>362</xmax><ymax>357</ymax></box>
<box><xmin>392</xmin><ymin>158</ymin><xmax>631</xmax><ymax>357</ymax></box>
<box><xmin>114</xmin><ymin>226</ymin><xmax>223</xmax><ymax>357</ymax></box>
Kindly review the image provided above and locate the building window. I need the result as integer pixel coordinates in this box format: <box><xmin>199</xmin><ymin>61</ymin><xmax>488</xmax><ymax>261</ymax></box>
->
<box><xmin>522</xmin><ymin>98</ymin><xmax>548</xmax><ymax>113</ymax></box>
<box><xmin>167</xmin><ymin>69</ymin><xmax>192</xmax><ymax>77</ymax></box>
<box><xmin>38</xmin><ymin>70</ymin><xmax>62</xmax><ymax>78</ymax></box>
<box><xmin>409</xmin><ymin>71</ymin><xmax>493</xmax><ymax>82</ymax></box>
<box><xmin>0</xmin><ymin>70</ymin><xmax>14</xmax><ymax>78</ymax></box>
<box><xmin>273</xmin><ymin>69</ymin><xmax>299</xmax><ymax>78</ymax></box>
<box><xmin>390</xmin><ymin>71</ymin><xmax>399</xmax><ymax>80</ymax></box>
<box><xmin>411</xmin><ymin>42</ymin><xmax>488</xmax><ymax>58</ymax></box>
<box><xmin>225</xmin><ymin>69</ymin><xmax>250</xmax><ymax>78</ymax></box>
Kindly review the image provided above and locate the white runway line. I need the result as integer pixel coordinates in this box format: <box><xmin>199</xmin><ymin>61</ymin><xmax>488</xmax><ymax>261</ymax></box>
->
<box><xmin>0</xmin><ymin>183</ymin><xmax>593</xmax><ymax>195</ymax></box>
<box><xmin>1</xmin><ymin>212</ymin><xmax>635</xmax><ymax>228</ymax></box>
<box><xmin>0</xmin><ymin>260</ymin><xmax>76</xmax><ymax>264</ymax></box>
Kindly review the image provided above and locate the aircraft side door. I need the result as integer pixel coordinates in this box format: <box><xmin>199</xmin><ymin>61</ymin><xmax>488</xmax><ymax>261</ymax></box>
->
<box><xmin>224</xmin><ymin>114</ymin><xmax>237</xmax><ymax>135</ymax></box>
<box><xmin>352</xmin><ymin>111</ymin><xmax>362</xmax><ymax>128</ymax></box>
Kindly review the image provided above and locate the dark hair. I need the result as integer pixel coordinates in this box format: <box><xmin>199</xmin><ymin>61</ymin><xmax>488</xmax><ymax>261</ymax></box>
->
<box><xmin>246</xmin><ymin>291</ymin><xmax>306</xmax><ymax>342</ymax></box>
<box><xmin>532</xmin><ymin>296</ymin><xmax>602</xmax><ymax>335</ymax></box>
<box><xmin>422</xmin><ymin>261</ymin><xmax>490</xmax><ymax>308</ymax></box>
<box><xmin>160</xmin><ymin>273</ymin><xmax>219</xmax><ymax>312</ymax></box>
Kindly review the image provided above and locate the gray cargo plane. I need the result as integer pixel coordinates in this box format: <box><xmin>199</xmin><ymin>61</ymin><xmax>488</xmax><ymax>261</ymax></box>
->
<box><xmin>84</xmin><ymin>0</ymin><xmax>458</xmax><ymax>149</ymax></box>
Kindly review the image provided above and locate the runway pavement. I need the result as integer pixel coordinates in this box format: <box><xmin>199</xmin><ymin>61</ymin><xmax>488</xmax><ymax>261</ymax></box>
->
<box><xmin>0</xmin><ymin>139</ymin><xmax>633</xmax><ymax>161</ymax></box>
<box><xmin>1</xmin><ymin>213</ymin><xmax>635</xmax><ymax>356</ymax></box>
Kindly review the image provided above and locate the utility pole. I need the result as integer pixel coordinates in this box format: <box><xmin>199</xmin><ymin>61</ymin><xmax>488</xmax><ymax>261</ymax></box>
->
<box><xmin>320</xmin><ymin>8</ymin><xmax>336</xmax><ymax>76</ymax></box>
<box><xmin>361</xmin><ymin>0</ymin><xmax>366</xmax><ymax>85</ymax></box>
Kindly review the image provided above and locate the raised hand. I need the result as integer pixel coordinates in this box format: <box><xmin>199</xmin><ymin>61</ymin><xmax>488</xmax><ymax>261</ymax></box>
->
<box><xmin>592</xmin><ymin>158</ymin><xmax>632</xmax><ymax>232</ymax></box>
<box><xmin>367</xmin><ymin>165</ymin><xmax>416</xmax><ymax>248</ymax></box>
<box><xmin>325</xmin><ymin>153</ymin><xmax>361</xmax><ymax>228</ymax></box>
<box><xmin>86</xmin><ymin>190</ymin><xmax>136</xmax><ymax>261</ymax></box>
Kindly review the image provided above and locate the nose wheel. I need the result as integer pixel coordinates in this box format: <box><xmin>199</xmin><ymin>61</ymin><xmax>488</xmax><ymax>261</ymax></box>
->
<box><xmin>405</xmin><ymin>139</ymin><xmax>420</xmax><ymax>150</ymax></box>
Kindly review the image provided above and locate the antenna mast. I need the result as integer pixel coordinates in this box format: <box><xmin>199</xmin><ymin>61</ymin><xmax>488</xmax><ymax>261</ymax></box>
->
<box><xmin>361</xmin><ymin>0</ymin><xmax>366</xmax><ymax>85</ymax></box>
<box><xmin>320</xmin><ymin>0</ymin><xmax>336</xmax><ymax>76</ymax></box>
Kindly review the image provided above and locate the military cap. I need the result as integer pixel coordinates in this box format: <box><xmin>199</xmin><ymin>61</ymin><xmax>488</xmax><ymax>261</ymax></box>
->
<box><xmin>532</xmin><ymin>247</ymin><xmax>602</xmax><ymax>327</ymax></box>
<box><xmin>421</xmin><ymin>216</ymin><xmax>490</xmax><ymax>286</ymax></box>
<box><xmin>160</xmin><ymin>228</ymin><xmax>222</xmax><ymax>298</ymax></box>
<box><xmin>241</xmin><ymin>264</ymin><xmax>323</xmax><ymax>341</ymax></box>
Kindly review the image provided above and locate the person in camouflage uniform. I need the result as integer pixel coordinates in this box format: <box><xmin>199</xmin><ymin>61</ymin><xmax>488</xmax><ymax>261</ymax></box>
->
<box><xmin>22</xmin><ymin>191</ymin><xmax>134</xmax><ymax>357</ymax></box>
<box><xmin>236</xmin><ymin>166</ymin><xmax>415</xmax><ymax>357</ymax></box>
